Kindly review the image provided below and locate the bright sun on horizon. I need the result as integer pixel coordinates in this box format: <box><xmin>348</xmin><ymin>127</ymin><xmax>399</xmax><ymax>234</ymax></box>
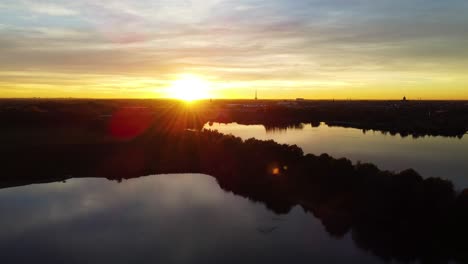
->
<box><xmin>166</xmin><ymin>75</ymin><xmax>211</xmax><ymax>101</ymax></box>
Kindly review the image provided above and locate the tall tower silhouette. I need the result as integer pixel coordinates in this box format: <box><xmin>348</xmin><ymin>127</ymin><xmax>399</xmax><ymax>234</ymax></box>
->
<box><xmin>255</xmin><ymin>89</ymin><xmax>258</xmax><ymax>100</ymax></box>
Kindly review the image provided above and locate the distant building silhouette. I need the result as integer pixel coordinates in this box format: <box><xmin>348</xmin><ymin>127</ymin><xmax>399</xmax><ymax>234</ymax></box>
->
<box><xmin>255</xmin><ymin>89</ymin><xmax>258</xmax><ymax>100</ymax></box>
<box><xmin>402</xmin><ymin>96</ymin><xmax>407</xmax><ymax>102</ymax></box>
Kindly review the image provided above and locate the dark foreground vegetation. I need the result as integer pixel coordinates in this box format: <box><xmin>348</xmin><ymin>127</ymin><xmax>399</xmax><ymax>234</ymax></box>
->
<box><xmin>1</xmin><ymin>98</ymin><xmax>468</xmax><ymax>263</ymax></box>
<box><xmin>1</xmin><ymin>98</ymin><xmax>467</xmax><ymax>140</ymax></box>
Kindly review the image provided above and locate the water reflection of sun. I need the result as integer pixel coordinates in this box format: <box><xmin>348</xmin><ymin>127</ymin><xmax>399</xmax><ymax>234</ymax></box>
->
<box><xmin>166</xmin><ymin>75</ymin><xmax>211</xmax><ymax>101</ymax></box>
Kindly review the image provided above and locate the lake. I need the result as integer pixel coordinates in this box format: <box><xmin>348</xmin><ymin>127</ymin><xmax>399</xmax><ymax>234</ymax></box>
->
<box><xmin>0</xmin><ymin>174</ymin><xmax>390</xmax><ymax>263</ymax></box>
<box><xmin>1</xmin><ymin>125</ymin><xmax>467</xmax><ymax>264</ymax></box>
<box><xmin>204</xmin><ymin>122</ymin><xmax>468</xmax><ymax>189</ymax></box>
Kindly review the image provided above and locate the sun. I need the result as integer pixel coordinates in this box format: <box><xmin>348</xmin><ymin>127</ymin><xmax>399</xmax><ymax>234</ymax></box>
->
<box><xmin>166</xmin><ymin>75</ymin><xmax>211</xmax><ymax>101</ymax></box>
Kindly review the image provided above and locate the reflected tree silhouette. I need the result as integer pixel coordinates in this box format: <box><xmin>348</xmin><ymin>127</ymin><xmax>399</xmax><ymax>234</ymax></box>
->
<box><xmin>1</xmin><ymin>99</ymin><xmax>468</xmax><ymax>263</ymax></box>
<box><xmin>2</xmin><ymin>126</ymin><xmax>468</xmax><ymax>263</ymax></box>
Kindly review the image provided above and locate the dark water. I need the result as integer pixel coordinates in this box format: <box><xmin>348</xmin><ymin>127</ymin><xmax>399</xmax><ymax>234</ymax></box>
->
<box><xmin>2</xmin><ymin>125</ymin><xmax>466</xmax><ymax>264</ymax></box>
<box><xmin>204</xmin><ymin>122</ymin><xmax>468</xmax><ymax>189</ymax></box>
<box><xmin>0</xmin><ymin>174</ymin><xmax>383</xmax><ymax>264</ymax></box>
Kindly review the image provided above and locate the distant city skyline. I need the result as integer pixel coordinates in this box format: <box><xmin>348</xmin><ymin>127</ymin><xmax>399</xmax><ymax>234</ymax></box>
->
<box><xmin>1</xmin><ymin>0</ymin><xmax>468</xmax><ymax>99</ymax></box>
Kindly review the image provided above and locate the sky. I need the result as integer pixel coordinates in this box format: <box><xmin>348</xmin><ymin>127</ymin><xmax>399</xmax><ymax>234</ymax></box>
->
<box><xmin>1</xmin><ymin>0</ymin><xmax>467</xmax><ymax>99</ymax></box>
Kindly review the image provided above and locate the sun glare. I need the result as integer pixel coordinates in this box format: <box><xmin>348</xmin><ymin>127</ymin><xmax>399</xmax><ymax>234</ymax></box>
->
<box><xmin>166</xmin><ymin>75</ymin><xmax>211</xmax><ymax>101</ymax></box>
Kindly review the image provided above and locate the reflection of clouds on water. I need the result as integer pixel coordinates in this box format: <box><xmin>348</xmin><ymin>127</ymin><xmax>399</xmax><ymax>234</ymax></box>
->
<box><xmin>0</xmin><ymin>174</ymin><xmax>379</xmax><ymax>264</ymax></box>
<box><xmin>0</xmin><ymin>175</ymin><xmax>254</xmax><ymax>234</ymax></box>
<box><xmin>0</xmin><ymin>179</ymin><xmax>122</xmax><ymax>237</ymax></box>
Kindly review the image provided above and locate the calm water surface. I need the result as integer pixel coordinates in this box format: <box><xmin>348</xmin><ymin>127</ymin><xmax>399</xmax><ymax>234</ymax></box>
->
<box><xmin>0</xmin><ymin>174</ymin><xmax>382</xmax><ymax>264</ymax></box>
<box><xmin>204</xmin><ymin>122</ymin><xmax>468</xmax><ymax>188</ymax></box>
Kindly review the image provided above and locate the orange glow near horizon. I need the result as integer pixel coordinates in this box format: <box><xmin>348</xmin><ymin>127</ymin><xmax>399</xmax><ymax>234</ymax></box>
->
<box><xmin>1</xmin><ymin>1</ymin><xmax>468</xmax><ymax>100</ymax></box>
<box><xmin>0</xmin><ymin>71</ymin><xmax>467</xmax><ymax>100</ymax></box>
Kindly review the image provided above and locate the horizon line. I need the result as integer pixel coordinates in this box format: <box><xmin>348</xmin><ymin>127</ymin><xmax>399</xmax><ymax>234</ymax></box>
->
<box><xmin>1</xmin><ymin>97</ymin><xmax>468</xmax><ymax>101</ymax></box>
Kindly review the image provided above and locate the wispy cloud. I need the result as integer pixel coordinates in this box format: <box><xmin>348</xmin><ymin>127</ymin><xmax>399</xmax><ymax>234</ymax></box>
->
<box><xmin>26</xmin><ymin>1</ymin><xmax>78</xmax><ymax>16</ymax></box>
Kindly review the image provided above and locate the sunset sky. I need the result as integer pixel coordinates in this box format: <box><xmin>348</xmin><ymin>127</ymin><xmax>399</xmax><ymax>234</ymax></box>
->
<box><xmin>1</xmin><ymin>0</ymin><xmax>467</xmax><ymax>99</ymax></box>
